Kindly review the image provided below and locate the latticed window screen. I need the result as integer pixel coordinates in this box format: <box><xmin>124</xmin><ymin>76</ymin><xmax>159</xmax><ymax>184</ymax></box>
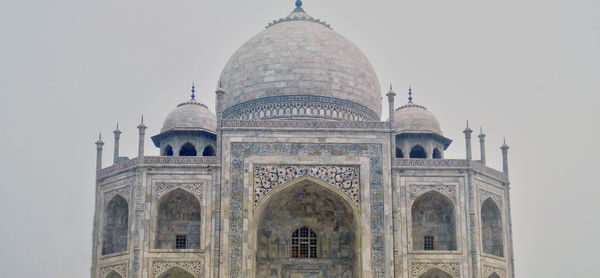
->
<box><xmin>291</xmin><ymin>226</ymin><xmax>317</xmax><ymax>258</ymax></box>
<box><xmin>175</xmin><ymin>235</ymin><xmax>187</xmax><ymax>249</ymax></box>
<box><xmin>424</xmin><ymin>235</ymin><xmax>435</xmax><ymax>250</ymax></box>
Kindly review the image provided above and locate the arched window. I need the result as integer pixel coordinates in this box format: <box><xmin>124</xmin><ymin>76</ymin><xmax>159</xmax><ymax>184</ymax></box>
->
<box><xmin>102</xmin><ymin>195</ymin><xmax>128</xmax><ymax>255</ymax></box>
<box><xmin>411</xmin><ymin>191</ymin><xmax>456</xmax><ymax>250</ymax></box>
<box><xmin>396</xmin><ymin>148</ymin><xmax>404</xmax><ymax>158</ymax></box>
<box><xmin>432</xmin><ymin>148</ymin><xmax>442</xmax><ymax>159</ymax></box>
<box><xmin>156</xmin><ymin>189</ymin><xmax>201</xmax><ymax>249</ymax></box>
<box><xmin>202</xmin><ymin>145</ymin><xmax>215</xmax><ymax>157</ymax></box>
<box><xmin>481</xmin><ymin>198</ymin><xmax>504</xmax><ymax>256</ymax></box>
<box><xmin>418</xmin><ymin>268</ymin><xmax>453</xmax><ymax>278</ymax></box>
<box><xmin>163</xmin><ymin>145</ymin><xmax>173</xmax><ymax>156</ymax></box>
<box><xmin>488</xmin><ymin>273</ymin><xmax>501</xmax><ymax>278</ymax></box>
<box><xmin>410</xmin><ymin>145</ymin><xmax>427</xmax><ymax>158</ymax></box>
<box><xmin>291</xmin><ymin>226</ymin><xmax>317</xmax><ymax>258</ymax></box>
<box><xmin>179</xmin><ymin>143</ymin><xmax>197</xmax><ymax>156</ymax></box>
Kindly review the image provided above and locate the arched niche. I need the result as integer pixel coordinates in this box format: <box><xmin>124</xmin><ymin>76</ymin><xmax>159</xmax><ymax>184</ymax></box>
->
<box><xmin>202</xmin><ymin>145</ymin><xmax>215</xmax><ymax>157</ymax></box>
<box><xmin>254</xmin><ymin>179</ymin><xmax>360</xmax><ymax>278</ymax></box>
<box><xmin>105</xmin><ymin>271</ymin><xmax>123</xmax><ymax>278</ymax></box>
<box><xmin>418</xmin><ymin>268</ymin><xmax>453</xmax><ymax>278</ymax></box>
<box><xmin>179</xmin><ymin>143</ymin><xmax>197</xmax><ymax>156</ymax></box>
<box><xmin>396</xmin><ymin>148</ymin><xmax>404</xmax><ymax>158</ymax></box>
<box><xmin>410</xmin><ymin>145</ymin><xmax>427</xmax><ymax>158</ymax></box>
<box><xmin>411</xmin><ymin>190</ymin><xmax>457</xmax><ymax>251</ymax></box>
<box><xmin>102</xmin><ymin>195</ymin><xmax>128</xmax><ymax>255</ymax></box>
<box><xmin>157</xmin><ymin>266</ymin><xmax>195</xmax><ymax>278</ymax></box>
<box><xmin>432</xmin><ymin>148</ymin><xmax>442</xmax><ymax>159</ymax></box>
<box><xmin>481</xmin><ymin>198</ymin><xmax>504</xmax><ymax>257</ymax></box>
<box><xmin>163</xmin><ymin>145</ymin><xmax>174</xmax><ymax>156</ymax></box>
<box><xmin>155</xmin><ymin>189</ymin><xmax>201</xmax><ymax>249</ymax></box>
<box><xmin>488</xmin><ymin>273</ymin><xmax>501</xmax><ymax>278</ymax></box>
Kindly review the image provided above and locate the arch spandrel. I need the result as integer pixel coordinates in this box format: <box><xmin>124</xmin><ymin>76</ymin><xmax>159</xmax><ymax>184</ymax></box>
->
<box><xmin>253</xmin><ymin>165</ymin><xmax>360</xmax><ymax>209</ymax></box>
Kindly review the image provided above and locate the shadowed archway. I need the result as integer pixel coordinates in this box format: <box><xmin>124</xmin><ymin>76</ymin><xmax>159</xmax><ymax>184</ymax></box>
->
<box><xmin>254</xmin><ymin>179</ymin><xmax>360</xmax><ymax>278</ymax></box>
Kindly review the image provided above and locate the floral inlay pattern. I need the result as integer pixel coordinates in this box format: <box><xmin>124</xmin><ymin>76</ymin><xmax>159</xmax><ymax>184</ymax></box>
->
<box><xmin>479</xmin><ymin>189</ymin><xmax>503</xmax><ymax>208</ymax></box>
<box><xmin>154</xmin><ymin>182</ymin><xmax>204</xmax><ymax>199</ymax></box>
<box><xmin>104</xmin><ymin>186</ymin><xmax>131</xmax><ymax>207</ymax></box>
<box><xmin>409</xmin><ymin>184</ymin><xmax>457</xmax><ymax>202</ymax></box>
<box><xmin>98</xmin><ymin>263</ymin><xmax>127</xmax><ymax>278</ymax></box>
<box><xmin>482</xmin><ymin>265</ymin><xmax>506</xmax><ymax>278</ymax></box>
<box><xmin>410</xmin><ymin>262</ymin><xmax>460</xmax><ymax>278</ymax></box>
<box><xmin>151</xmin><ymin>261</ymin><xmax>202</xmax><ymax>277</ymax></box>
<box><xmin>253</xmin><ymin>165</ymin><xmax>360</xmax><ymax>207</ymax></box>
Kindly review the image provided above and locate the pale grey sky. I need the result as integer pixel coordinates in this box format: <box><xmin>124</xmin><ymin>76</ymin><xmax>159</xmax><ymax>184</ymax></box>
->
<box><xmin>0</xmin><ymin>0</ymin><xmax>599</xmax><ymax>277</ymax></box>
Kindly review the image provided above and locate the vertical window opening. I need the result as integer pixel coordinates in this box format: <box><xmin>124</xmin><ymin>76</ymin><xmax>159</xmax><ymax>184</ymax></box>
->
<box><xmin>424</xmin><ymin>235</ymin><xmax>435</xmax><ymax>250</ymax></box>
<box><xmin>175</xmin><ymin>234</ymin><xmax>187</xmax><ymax>249</ymax></box>
<box><xmin>291</xmin><ymin>226</ymin><xmax>317</xmax><ymax>258</ymax></box>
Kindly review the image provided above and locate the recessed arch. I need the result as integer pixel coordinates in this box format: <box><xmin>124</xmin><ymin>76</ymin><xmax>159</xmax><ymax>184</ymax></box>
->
<box><xmin>179</xmin><ymin>143</ymin><xmax>197</xmax><ymax>156</ymax></box>
<box><xmin>410</xmin><ymin>145</ymin><xmax>427</xmax><ymax>158</ymax></box>
<box><xmin>396</xmin><ymin>148</ymin><xmax>404</xmax><ymax>158</ymax></box>
<box><xmin>411</xmin><ymin>190</ymin><xmax>457</xmax><ymax>250</ymax></box>
<box><xmin>102</xmin><ymin>195</ymin><xmax>128</xmax><ymax>255</ymax></box>
<box><xmin>163</xmin><ymin>145</ymin><xmax>173</xmax><ymax>156</ymax></box>
<box><xmin>418</xmin><ymin>267</ymin><xmax>453</xmax><ymax>278</ymax></box>
<box><xmin>155</xmin><ymin>188</ymin><xmax>201</xmax><ymax>249</ymax></box>
<box><xmin>105</xmin><ymin>270</ymin><xmax>123</xmax><ymax>278</ymax></box>
<box><xmin>202</xmin><ymin>145</ymin><xmax>215</xmax><ymax>157</ymax></box>
<box><xmin>488</xmin><ymin>273</ymin><xmax>501</xmax><ymax>278</ymax></box>
<box><xmin>156</xmin><ymin>266</ymin><xmax>195</xmax><ymax>278</ymax></box>
<box><xmin>432</xmin><ymin>148</ymin><xmax>442</xmax><ymax>159</ymax></box>
<box><xmin>253</xmin><ymin>177</ymin><xmax>361</xmax><ymax>277</ymax></box>
<box><xmin>482</xmin><ymin>198</ymin><xmax>504</xmax><ymax>257</ymax></box>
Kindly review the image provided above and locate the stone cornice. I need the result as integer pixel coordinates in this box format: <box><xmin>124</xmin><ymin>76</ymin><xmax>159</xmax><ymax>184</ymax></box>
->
<box><xmin>96</xmin><ymin>156</ymin><xmax>219</xmax><ymax>179</ymax></box>
<box><xmin>393</xmin><ymin>159</ymin><xmax>508</xmax><ymax>183</ymax></box>
<box><xmin>221</xmin><ymin>119</ymin><xmax>390</xmax><ymax>130</ymax></box>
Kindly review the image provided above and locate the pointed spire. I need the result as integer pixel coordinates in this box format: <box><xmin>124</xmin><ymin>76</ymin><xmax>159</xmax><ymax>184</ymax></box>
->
<box><xmin>191</xmin><ymin>83</ymin><xmax>196</xmax><ymax>100</ymax></box>
<box><xmin>141</xmin><ymin>114</ymin><xmax>144</xmax><ymax>124</ymax></box>
<box><xmin>408</xmin><ymin>86</ymin><xmax>413</xmax><ymax>103</ymax></box>
<box><xmin>99</xmin><ymin>132</ymin><xmax>102</xmax><ymax>140</ymax></box>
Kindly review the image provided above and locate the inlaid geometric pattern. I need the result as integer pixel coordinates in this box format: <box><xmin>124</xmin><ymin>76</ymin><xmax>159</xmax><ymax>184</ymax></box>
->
<box><xmin>151</xmin><ymin>261</ymin><xmax>202</xmax><ymax>277</ymax></box>
<box><xmin>410</xmin><ymin>262</ymin><xmax>461</xmax><ymax>278</ymax></box>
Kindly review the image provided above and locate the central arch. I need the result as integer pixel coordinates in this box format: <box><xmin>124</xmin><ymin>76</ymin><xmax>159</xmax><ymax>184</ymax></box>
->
<box><xmin>253</xmin><ymin>177</ymin><xmax>361</xmax><ymax>278</ymax></box>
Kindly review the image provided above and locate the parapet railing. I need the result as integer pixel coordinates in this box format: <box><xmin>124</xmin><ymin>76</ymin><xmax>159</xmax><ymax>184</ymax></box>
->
<box><xmin>393</xmin><ymin>159</ymin><xmax>508</xmax><ymax>182</ymax></box>
<box><xmin>97</xmin><ymin>156</ymin><xmax>219</xmax><ymax>178</ymax></box>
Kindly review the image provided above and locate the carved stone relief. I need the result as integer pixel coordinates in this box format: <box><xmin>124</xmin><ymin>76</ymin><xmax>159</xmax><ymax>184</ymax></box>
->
<box><xmin>410</xmin><ymin>262</ymin><xmax>460</xmax><ymax>278</ymax></box>
<box><xmin>409</xmin><ymin>184</ymin><xmax>457</xmax><ymax>202</ymax></box>
<box><xmin>97</xmin><ymin>263</ymin><xmax>127</xmax><ymax>278</ymax></box>
<box><xmin>151</xmin><ymin>261</ymin><xmax>202</xmax><ymax>277</ymax></box>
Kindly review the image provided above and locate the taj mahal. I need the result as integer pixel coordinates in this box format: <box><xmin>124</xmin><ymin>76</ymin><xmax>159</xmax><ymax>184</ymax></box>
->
<box><xmin>91</xmin><ymin>1</ymin><xmax>516</xmax><ymax>278</ymax></box>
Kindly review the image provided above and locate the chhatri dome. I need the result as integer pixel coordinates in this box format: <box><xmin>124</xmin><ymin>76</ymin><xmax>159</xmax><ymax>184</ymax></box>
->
<box><xmin>219</xmin><ymin>0</ymin><xmax>382</xmax><ymax>121</ymax></box>
<box><xmin>392</xmin><ymin>87</ymin><xmax>443</xmax><ymax>135</ymax></box>
<box><xmin>160</xmin><ymin>85</ymin><xmax>217</xmax><ymax>133</ymax></box>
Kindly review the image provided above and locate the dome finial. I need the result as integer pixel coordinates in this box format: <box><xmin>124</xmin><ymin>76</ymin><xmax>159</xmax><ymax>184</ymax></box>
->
<box><xmin>296</xmin><ymin>0</ymin><xmax>302</xmax><ymax>8</ymax></box>
<box><xmin>293</xmin><ymin>0</ymin><xmax>305</xmax><ymax>12</ymax></box>
<box><xmin>191</xmin><ymin>83</ymin><xmax>196</xmax><ymax>100</ymax></box>
<box><xmin>408</xmin><ymin>86</ymin><xmax>413</xmax><ymax>103</ymax></box>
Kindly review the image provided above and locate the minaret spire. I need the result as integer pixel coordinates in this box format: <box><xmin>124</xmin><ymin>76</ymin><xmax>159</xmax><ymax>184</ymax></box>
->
<box><xmin>191</xmin><ymin>83</ymin><xmax>196</xmax><ymax>100</ymax></box>
<box><xmin>408</xmin><ymin>86</ymin><xmax>413</xmax><ymax>103</ymax></box>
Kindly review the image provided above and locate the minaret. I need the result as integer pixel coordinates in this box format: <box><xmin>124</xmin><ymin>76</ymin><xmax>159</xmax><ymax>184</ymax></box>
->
<box><xmin>215</xmin><ymin>81</ymin><xmax>225</xmax><ymax>158</ymax></box>
<box><xmin>95</xmin><ymin>133</ymin><xmax>104</xmax><ymax>171</ymax></box>
<box><xmin>386</xmin><ymin>84</ymin><xmax>396</xmax><ymax>124</ymax></box>
<box><xmin>478</xmin><ymin>127</ymin><xmax>487</xmax><ymax>165</ymax></box>
<box><xmin>113</xmin><ymin>123</ymin><xmax>121</xmax><ymax>163</ymax></box>
<box><xmin>463</xmin><ymin>120</ymin><xmax>473</xmax><ymax>161</ymax></box>
<box><xmin>501</xmin><ymin>138</ymin><xmax>510</xmax><ymax>177</ymax></box>
<box><xmin>137</xmin><ymin>115</ymin><xmax>147</xmax><ymax>157</ymax></box>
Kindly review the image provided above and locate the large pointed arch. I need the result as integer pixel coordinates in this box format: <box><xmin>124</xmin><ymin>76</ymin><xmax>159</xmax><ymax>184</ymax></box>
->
<box><xmin>155</xmin><ymin>188</ymin><xmax>201</xmax><ymax>249</ymax></box>
<box><xmin>102</xmin><ymin>195</ymin><xmax>129</xmax><ymax>255</ymax></box>
<box><xmin>481</xmin><ymin>197</ymin><xmax>504</xmax><ymax>257</ymax></box>
<box><xmin>411</xmin><ymin>190</ymin><xmax>457</xmax><ymax>251</ymax></box>
<box><xmin>105</xmin><ymin>270</ymin><xmax>123</xmax><ymax>278</ymax></box>
<box><xmin>252</xmin><ymin>176</ymin><xmax>362</xmax><ymax>278</ymax></box>
<box><xmin>488</xmin><ymin>273</ymin><xmax>501</xmax><ymax>278</ymax></box>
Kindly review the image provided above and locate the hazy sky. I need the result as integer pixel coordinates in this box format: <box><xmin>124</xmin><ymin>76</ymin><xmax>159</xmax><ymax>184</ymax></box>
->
<box><xmin>1</xmin><ymin>0</ymin><xmax>599</xmax><ymax>277</ymax></box>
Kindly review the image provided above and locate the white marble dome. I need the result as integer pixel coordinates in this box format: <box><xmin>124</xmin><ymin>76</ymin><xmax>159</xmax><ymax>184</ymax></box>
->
<box><xmin>218</xmin><ymin>7</ymin><xmax>382</xmax><ymax>120</ymax></box>
<box><xmin>161</xmin><ymin>99</ymin><xmax>216</xmax><ymax>133</ymax></box>
<box><xmin>392</xmin><ymin>102</ymin><xmax>443</xmax><ymax>135</ymax></box>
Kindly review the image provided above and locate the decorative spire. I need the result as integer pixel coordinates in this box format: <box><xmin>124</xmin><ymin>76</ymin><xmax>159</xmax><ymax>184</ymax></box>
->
<box><xmin>141</xmin><ymin>114</ymin><xmax>144</xmax><ymax>124</ymax></box>
<box><xmin>408</xmin><ymin>86</ymin><xmax>413</xmax><ymax>103</ymax></box>
<box><xmin>295</xmin><ymin>0</ymin><xmax>303</xmax><ymax>11</ymax></box>
<box><xmin>191</xmin><ymin>83</ymin><xmax>196</xmax><ymax>100</ymax></box>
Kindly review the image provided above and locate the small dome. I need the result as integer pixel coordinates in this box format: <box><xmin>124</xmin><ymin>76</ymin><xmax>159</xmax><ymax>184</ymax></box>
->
<box><xmin>392</xmin><ymin>102</ymin><xmax>442</xmax><ymax>135</ymax></box>
<box><xmin>218</xmin><ymin>5</ymin><xmax>382</xmax><ymax>120</ymax></box>
<box><xmin>161</xmin><ymin>100</ymin><xmax>216</xmax><ymax>133</ymax></box>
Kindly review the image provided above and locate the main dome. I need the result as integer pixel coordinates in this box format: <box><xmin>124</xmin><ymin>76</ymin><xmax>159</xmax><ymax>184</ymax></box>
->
<box><xmin>218</xmin><ymin>4</ymin><xmax>382</xmax><ymax>121</ymax></box>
